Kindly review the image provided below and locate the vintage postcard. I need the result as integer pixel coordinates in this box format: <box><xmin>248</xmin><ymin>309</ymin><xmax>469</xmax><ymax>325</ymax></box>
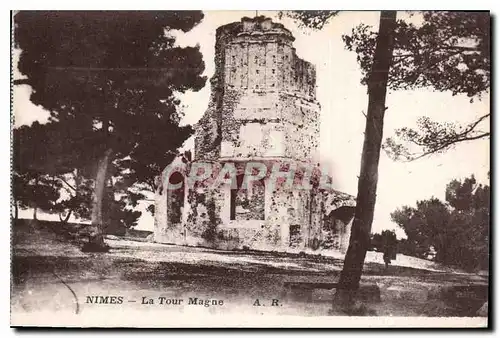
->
<box><xmin>11</xmin><ymin>10</ymin><xmax>490</xmax><ymax>328</ymax></box>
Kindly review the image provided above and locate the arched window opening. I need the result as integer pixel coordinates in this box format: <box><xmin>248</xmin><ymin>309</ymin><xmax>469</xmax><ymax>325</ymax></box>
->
<box><xmin>323</xmin><ymin>206</ymin><xmax>355</xmax><ymax>250</ymax></box>
<box><xmin>167</xmin><ymin>172</ymin><xmax>184</xmax><ymax>224</ymax></box>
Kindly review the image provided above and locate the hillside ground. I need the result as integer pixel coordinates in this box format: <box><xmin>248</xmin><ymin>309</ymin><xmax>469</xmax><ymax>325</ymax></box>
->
<box><xmin>11</xmin><ymin>219</ymin><xmax>489</xmax><ymax>326</ymax></box>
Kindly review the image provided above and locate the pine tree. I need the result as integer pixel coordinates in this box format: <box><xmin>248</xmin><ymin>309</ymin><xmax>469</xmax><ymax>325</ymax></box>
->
<box><xmin>14</xmin><ymin>11</ymin><xmax>207</xmax><ymax>250</ymax></box>
<box><xmin>283</xmin><ymin>10</ymin><xmax>490</xmax><ymax>306</ymax></box>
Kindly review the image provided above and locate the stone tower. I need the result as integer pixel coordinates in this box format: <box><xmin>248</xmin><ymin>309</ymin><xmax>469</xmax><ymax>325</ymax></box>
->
<box><xmin>154</xmin><ymin>16</ymin><xmax>355</xmax><ymax>253</ymax></box>
<box><xmin>195</xmin><ymin>16</ymin><xmax>320</xmax><ymax>163</ymax></box>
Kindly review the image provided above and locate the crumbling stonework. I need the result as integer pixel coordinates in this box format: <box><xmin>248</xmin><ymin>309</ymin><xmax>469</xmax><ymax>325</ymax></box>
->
<box><xmin>155</xmin><ymin>16</ymin><xmax>356</xmax><ymax>253</ymax></box>
<box><xmin>195</xmin><ymin>16</ymin><xmax>320</xmax><ymax>163</ymax></box>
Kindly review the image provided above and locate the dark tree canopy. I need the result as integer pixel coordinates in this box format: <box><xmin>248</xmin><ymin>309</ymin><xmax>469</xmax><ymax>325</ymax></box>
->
<box><xmin>14</xmin><ymin>11</ymin><xmax>207</xmax><ymax>248</ymax></box>
<box><xmin>281</xmin><ymin>10</ymin><xmax>490</xmax><ymax>301</ymax></box>
<box><xmin>341</xmin><ymin>11</ymin><xmax>491</xmax><ymax>161</ymax></box>
<box><xmin>391</xmin><ymin>175</ymin><xmax>489</xmax><ymax>270</ymax></box>
<box><xmin>14</xmin><ymin>10</ymin><xmax>207</xmax><ymax>180</ymax></box>
<box><xmin>285</xmin><ymin>11</ymin><xmax>490</xmax><ymax>167</ymax></box>
<box><xmin>14</xmin><ymin>11</ymin><xmax>205</xmax><ymax>172</ymax></box>
<box><xmin>13</xmin><ymin>172</ymin><xmax>62</xmax><ymax>217</ymax></box>
<box><xmin>278</xmin><ymin>10</ymin><xmax>339</xmax><ymax>30</ymax></box>
<box><xmin>344</xmin><ymin>11</ymin><xmax>490</xmax><ymax>98</ymax></box>
<box><xmin>13</xmin><ymin>122</ymin><xmax>64</xmax><ymax>218</ymax></box>
<box><xmin>370</xmin><ymin>229</ymin><xmax>397</xmax><ymax>253</ymax></box>
<box><xmin>285</xmin><ymin>11</ymin><xmax>490</xmax><ymax>160</ymax></box>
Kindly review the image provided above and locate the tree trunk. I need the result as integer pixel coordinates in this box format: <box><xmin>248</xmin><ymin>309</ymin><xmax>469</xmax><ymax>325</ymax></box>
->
<box><xmin>59</xmin><ymin>209</ymin><xmax>72</xmax><ymax>223</ymax></box>
<box><xmin>14</xmin><ymin>200</ymin><xmax>18</xmax><ymax>220</ymax></box>
<box><xmin>334</xmin><ymin>11</ymin><xmax>397</xmax><ymax>307</ymax></box>
<box><xmin>33</xmin><ymin>176</ymin><xmax>38</xmax><ymax>221</ymax></box>
<box><xmin>86</xmin><ymin>148</ymin><xmax>113</xmax><ymax>251</ymax></box>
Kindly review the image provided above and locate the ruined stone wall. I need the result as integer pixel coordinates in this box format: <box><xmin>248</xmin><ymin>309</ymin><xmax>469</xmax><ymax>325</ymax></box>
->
<box><xmin>154</xmin><ymin>188</ymin><xmax>168</xmax><ymax>242</ymax></box>
<box><xmin>153</xmin><ymin>158</ymin><xmax>189</xmax><ymax>244</ymax></box>
<box><xmin>156</xmin><ymin>16</ymin><xmax>355</xmax><ymax>254</ymax></box>
<box><xmin>339</xmin><ymin>218</ymin><xmax>353</xmax><ymax>252</ymax></box>
<box><xmin>194</xmin><ymin>82</ymin><xmax>222</xmax><ymax>161</ymax></box>
<box><xmin>180</xmin><ymin>160</ymin><xmax>312</xmax><ymax>250</ymax></box>
<box><xmin>199</xmin><ymin>187</ymin><xmax>310</xmax><ymax>251</ymax></box>
<box><xmin>195</xmin><ymin>16</ymin><xmax>320</xmax><ymax>163</ymax></box>
<box><xmin>154</xmin><ymin>158</ymin><xmax>355</xmax><ymax>253</ymax></box>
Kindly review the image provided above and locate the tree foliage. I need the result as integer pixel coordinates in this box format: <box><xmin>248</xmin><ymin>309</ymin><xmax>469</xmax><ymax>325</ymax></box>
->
<box><xmin>383</xmin><ymin>113</ymin><xmax>490</xmax><ymax>161</ymax></box>
<box><xmin>391</xmin><ymin>175</ymin><xmax>489</xmax><ymax>270</ymax></box>
<box><xmin>13</xmin><ymin>172</ymin><xmax>62</xmax><ymax>219</ymax></box>
<box><xmin>12</xmin><ymin>122</ymin><xmax>64</xmax><ymax>219</ymax></box>
<box><xmin>344</xmin><ymin>12</ymin><xmax>490</xmax><ymax>97</ymax></box>
<box><xmin>14</xmin><ymin>11</ymin><xmax>205</xmax><ymax>181</ymax></box>
<box><xmin>13</xmin><ymin>121</ymin><xmax>141</xmax><ymax>231</ymax></box>
<box><xmin>342</xmin><ymin>11</ymin><xmax>490</xmax><ymax>160</ymax></box>
<box><xmin>285</xmin><ymin>10</ymin><xmax>489</xmax><ymax>301</ymax></box>
<box><xmin>14</xmin><ymin>11</ymin><xmax>207</xmax><ymax>248</ymax></box>
<box><xmin>102</xmin><ymin>188</ymin><xmax>142</xmax><ymax>236</ymax></box>
<box><xmin>54</xmin><ymin>173</ymin><xmax>94</xmax><ymax>222</ymax></box>
<box><xmin>370</xmin><ymin>229</ymin><xmax>397</xmax><ymax>253</ymax></box>
<box><xmin>278</xmin><ymin>10</ymin><xmax>339</xmax><ymax>30</ymax></box>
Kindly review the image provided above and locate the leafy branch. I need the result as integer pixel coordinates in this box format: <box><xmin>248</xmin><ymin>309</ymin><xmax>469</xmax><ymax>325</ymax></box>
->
<box><xmin>383</xmin><ymin>113</ymin><xmax>490</xmax><ymax>161</ymax></box>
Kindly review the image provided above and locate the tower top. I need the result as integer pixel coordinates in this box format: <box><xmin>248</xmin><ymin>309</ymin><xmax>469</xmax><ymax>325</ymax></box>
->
<box><xmin>216</xmin><ymin>16</ymin><xmax>294</xmax><ymax>42</ymax></box>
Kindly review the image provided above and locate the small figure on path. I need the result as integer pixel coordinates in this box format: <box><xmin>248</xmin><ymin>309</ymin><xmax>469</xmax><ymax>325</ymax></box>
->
<box><xmin>383</xmin><ymin>249</ymin><xmax>392</xmax><ymax>269</ymax></box>
<box><xmin>381</xmin><ymin>230</ymin><xmax>397</xmax><ymax>270</ymax></box>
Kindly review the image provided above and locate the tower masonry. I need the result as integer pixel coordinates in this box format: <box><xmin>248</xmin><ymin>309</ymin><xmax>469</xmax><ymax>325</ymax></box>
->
<box><xmin>154</xmin><ymin>16</ymin><xmax>356</xmax><ymax>253</ymax></box>
<box><xmin>195</xmin><ymin>16</ymin><xmax>320</xmax><ymax>163</ymax></box>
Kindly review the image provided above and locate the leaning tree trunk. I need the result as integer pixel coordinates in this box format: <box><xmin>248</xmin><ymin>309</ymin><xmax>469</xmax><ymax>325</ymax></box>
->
<box><xmin>59</xmin><ymin>209</ymin><xmax>72</xmax><ymax>224</ymax></box>
<box><xmin>86</xmin><ymin>148</ymin><xmax>113</xmax><ymax>251</ymax></box>
<box><xmin>14</xmin><ymin>200</ymin><xmax>18</xmax><ymax>220</ymax></box>
<box><xmin>334</xmin><ymin>10</ymin><xmax>397</xmax><ymax>307</ymax></box>
<box><xmin>61</xmin><ymin>169</ymin><xmax>80</xmax><ymax>224</ymax></box>
<box><xmin>32</xmin><ymin>176</ymin><xmax>38</xmax><ymax>221</ymax></box>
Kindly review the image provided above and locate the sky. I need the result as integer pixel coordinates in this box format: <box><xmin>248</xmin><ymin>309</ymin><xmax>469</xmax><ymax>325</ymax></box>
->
<box><xmin>13</xmin><ymin>11</ymin><xmax>490</xmax><ymax>238</ymax></box>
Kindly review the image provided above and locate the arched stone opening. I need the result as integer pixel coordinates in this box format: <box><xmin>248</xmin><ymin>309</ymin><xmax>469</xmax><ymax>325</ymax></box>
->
<box><xmin>167</xmin><ymin>171</ymin><xmax>185</xmax><ymax>225</ymax></box>
<box><xmin>323</xmin><ymin>206</ymin><xmax>356</xmax><ymax>250</ymax></box>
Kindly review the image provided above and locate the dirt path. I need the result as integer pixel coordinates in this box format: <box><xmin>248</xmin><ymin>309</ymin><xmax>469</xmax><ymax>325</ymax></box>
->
<box><xmin>11</xmin><ymin>223</ymin><xmax>489</xmax><ymax>323</ymax></box>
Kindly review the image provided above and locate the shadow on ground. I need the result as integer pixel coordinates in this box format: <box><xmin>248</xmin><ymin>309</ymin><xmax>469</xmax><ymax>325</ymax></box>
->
<box><xmin>11</xmin><ymin>220</ymin><xmax>489</xmax><ymax>319</ymax></box>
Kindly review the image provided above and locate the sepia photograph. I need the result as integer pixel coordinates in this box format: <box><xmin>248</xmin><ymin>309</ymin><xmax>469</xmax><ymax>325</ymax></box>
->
<box><xmin>10</xmin><ymin>10</ymin><xmax>490</xmax><ymax>328</ymax></box>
